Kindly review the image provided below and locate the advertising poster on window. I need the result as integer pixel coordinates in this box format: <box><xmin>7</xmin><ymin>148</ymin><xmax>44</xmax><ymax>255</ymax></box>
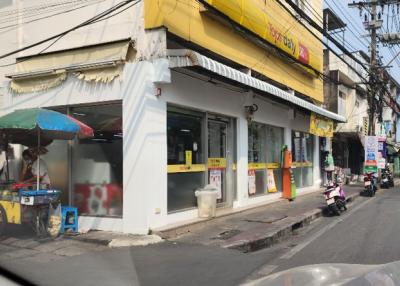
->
<box><xmin>267</xmin><ymin>169</ymin><xmax>277</xmax><ymax>193</ymax></box>
<box><xmin>365</xmin><ymin>136</ymin><xmax>378</xmax><ymax>173</ymax></box>
<box><xmin>248</xmin><ymin>169</ymin><xmax>256</xmax><ymax>195</ymax></box>
<box><xmin>209</xmin><ymin>169</ymin><xmax>222</xmax><ymax>199</ymax></box>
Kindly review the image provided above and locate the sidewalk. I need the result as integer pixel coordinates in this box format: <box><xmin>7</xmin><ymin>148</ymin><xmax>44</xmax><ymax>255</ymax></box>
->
<box><xmin>66</xmin><ymin>231</ymin><xmax>162</xmax><ymax>248</ymax></box>
<box><xmin>158</xmin><ymin>186</ymin><xmax>363</xmax><ymax>252</ymax></box>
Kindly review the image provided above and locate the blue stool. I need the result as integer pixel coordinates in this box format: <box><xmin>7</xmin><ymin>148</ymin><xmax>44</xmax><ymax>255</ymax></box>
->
<box><xmin>60</xmin><ymin>206</ymin><xmax>78</xmax><ymax>234</ymax></box>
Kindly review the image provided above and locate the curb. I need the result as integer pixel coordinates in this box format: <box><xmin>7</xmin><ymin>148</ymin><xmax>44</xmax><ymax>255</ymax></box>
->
<box><xmin>223</xmin><ymin>191</ymin><xmax>360</xmax><ymax>253</ymax></box>
<box><xmin>155</xmin><ymin>189</ymin><xmax>328</xmax><ymax>240</ymax></box>
<box><xmin>64</xmin><ymin>233</ymin><xmax>163</xmax><ymax>248</ymax></box>
<box><xmin>64</xmin><ymin>234</ymin><xmax>111</xmax><ymax>246</ymax></box>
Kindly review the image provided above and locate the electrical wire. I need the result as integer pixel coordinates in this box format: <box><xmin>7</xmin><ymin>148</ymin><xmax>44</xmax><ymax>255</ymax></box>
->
<box><xmin>0</xmin><ymin>0</ymin><xmax>140</xmax><ymax>62</ymax></box>
<box><xmin>326</xmin><ymin>1</ymin><xmax>370</xmax><ymax>49</ymax></box>
<box><xmin>0</xmin><ymin>0</ymin><xmax>106</xmax><ymax>33</ymax></box>
<box><xmin>278</xmin><ymin>0</ymin><xmax>400</xmax><ymax>114</ymax></box>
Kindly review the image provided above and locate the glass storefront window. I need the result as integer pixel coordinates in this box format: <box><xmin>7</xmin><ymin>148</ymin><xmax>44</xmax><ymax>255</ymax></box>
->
<box><xmin>167</xmin><ymin>111</ymin><xmax>204</xmax><ymax>165</ymax></box>
<box><xmin>71</xmin><ymin>104</ymin><xmax>123</xmax><ymax>217</ymax></box>
<box><xmin>167</xmin><ymin>109</ymin><xmax>205</xmax><ymax>212</ymax></box>
<box><xmin>248</xmin><ymin>122</ymin><xmax>267</xmax><ymax>195</ymax></box>
<box><xmin>292</xmin><ymin>131</ymin><xmax>314</xmax><ymax>188</ymax></box>
<box><xmin>266</xmin><ymin>125</ymin><xmax>283</xmax><ymax>163</ymax></box>
<box><xmin>43</xmin><ymin>107</ymin><xmax>69</xmax><ymax>204</ymax></box>
<box><xmin>248</xmin><ymin>123</ymin><xmax>266</xmax><ymax>163</ymax></box>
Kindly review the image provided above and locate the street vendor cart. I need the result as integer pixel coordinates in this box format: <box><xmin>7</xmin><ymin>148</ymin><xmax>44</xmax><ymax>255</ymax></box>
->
<box><xmin>0</xmin><ymin>183</ymin><xmax>61</xmax><ymax>236</ymax></box>
<box><xmin>0</xmin><ymin>108</ymin><xmax>93</xmax><ymax>237</ymax></box>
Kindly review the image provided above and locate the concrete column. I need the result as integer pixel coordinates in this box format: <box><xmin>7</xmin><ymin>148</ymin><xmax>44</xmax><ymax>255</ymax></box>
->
<box><xmin>313</xmin><ymin>135</ymin><xmax>321</xmax><ymax>187</ymax></box>
<box><xmin>234</xmin><ymin>116</ymin><xmax>249</xmax><ymax>207</ymax></box>
<box><xmin>122</xmin><ymin>61</ymin><xmax>170</xmax><ymax>234</ymax></box>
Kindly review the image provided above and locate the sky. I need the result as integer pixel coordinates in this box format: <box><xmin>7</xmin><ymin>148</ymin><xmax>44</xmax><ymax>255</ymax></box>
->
<box><xmin>323</xmin><ymin>0</ymin><xmax>400</xmax><ymax>81</ymax></box>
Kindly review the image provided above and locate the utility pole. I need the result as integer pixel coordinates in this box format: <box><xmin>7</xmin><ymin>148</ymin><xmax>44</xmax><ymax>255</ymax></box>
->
<box><xmin>369</xmin><ymin>0</ymin><xmax>378</xmax><ymax>136</ymax></box>
<box><xmin>349</xmin><ymin>0</ymin><xmax>383</xmax><ymax>136</ymax></box>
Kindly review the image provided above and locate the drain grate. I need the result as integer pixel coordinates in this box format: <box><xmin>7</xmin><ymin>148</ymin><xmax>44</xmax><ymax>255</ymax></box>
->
<box><xmin>212</xmin><ymin>229</ymin><xmax>242</xmax><ymax>240</ymax></box>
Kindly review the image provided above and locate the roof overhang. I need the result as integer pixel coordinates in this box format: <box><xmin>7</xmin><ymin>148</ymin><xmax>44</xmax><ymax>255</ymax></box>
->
<box><xmin>166</xmin><ymin>49</ymin><xmax>346</xmax><ymax>123</ymax></box>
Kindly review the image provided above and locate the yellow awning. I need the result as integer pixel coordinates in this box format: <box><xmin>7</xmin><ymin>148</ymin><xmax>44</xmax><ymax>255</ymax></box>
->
<box><xmin>15</xmin><ymin>40</ymin><xmax>130</xmax><ymax>73</ymax></box>
<box><xmin>8</xmin><ymin>40</ymin><xmax>132</xmax><ymax>93</ymax></box>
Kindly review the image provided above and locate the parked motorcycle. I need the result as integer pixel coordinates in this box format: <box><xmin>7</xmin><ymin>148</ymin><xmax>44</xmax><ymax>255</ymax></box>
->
<box><xmin>323</xmin><ymin>179</ymin><xmax>347</xmax><ymax>216</ymax></box>
<box><xmin>381</xmin><ymin>166</ymin><xmax>394</xmax><ymax>188</ymax></box>
<box><xmin>364</xmin><ymin>172</ymin><xmax>377</xmax><ymax>197</ymax></box>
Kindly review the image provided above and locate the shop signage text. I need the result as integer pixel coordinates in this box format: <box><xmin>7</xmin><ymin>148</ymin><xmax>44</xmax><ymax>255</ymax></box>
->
<box><xmin>309</xmin><ymin>113</ymin><xmax>334</xmax><ymax>138</ymax></box>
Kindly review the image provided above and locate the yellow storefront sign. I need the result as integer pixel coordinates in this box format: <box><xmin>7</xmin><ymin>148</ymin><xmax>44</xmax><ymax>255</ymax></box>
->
<box><xmin>167</xmin><ymin>164</ymin><xmax>207</xmax><ymax>173</ymax></box>
<box><xmin>145</xmin><ymin>0</ymin><xmax>324</xmax><ymax>102</ymax></box>
<box><xmin>310</xmin><ymin>113</ymin><xmax>334</xmax><ymax>138</ymax></box>
<box><xmin>292</xmin><ymin>162</ymin><xmax>313</xmax><ymax>168</ymax></box>
<box><xmin>185</xmin><ymin>150</ymin><xmax>192</xmax><ymax>166</ymax></box>
<box><xmin>266</xmin><ymin>162</ymin><xmax>280</xmax><ymax>169</ymax></box>
<box><xmin>248</xmin><ymin>163</ymin><xmax>267</xmax><ymax>170</ymax></box>
<box><xmin>202</xmin><ymin>0</ymin><xmax>320</xmax><ymax>74</ymax></box>
<box><xmin>208</xmin><ymin>158</ymin><xmax>227</xmax><ymax>169</ymax></box>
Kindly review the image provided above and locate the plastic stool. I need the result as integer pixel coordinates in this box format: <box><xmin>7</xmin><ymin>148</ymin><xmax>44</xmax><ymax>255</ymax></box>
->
<box><xmin>60</xmin><ymin>206</ymin><xmax>78</xmax><ymax>234</ymax></box>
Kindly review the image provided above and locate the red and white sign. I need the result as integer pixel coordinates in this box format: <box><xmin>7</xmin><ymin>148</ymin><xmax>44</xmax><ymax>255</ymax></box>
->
<box><xmin>209</xmin><ymin>169</ymin><xmax>222</xmax><ymax>199</ymax></box>
<box><xmin>248</xmin><ymin>169</ymin><xmax>256</xmax><ymax>195</ymax></box>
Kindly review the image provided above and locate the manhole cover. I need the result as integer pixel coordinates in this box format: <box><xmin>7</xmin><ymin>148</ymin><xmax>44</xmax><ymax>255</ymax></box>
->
<box><xmin>212</xmin><ymin>229</ymin><xmax>242</xmax><ymax>240</ymax></box>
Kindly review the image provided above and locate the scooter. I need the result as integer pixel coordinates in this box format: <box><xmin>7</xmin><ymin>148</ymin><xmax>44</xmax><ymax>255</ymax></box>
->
<box><xmin>381</xmin><ymin>167</ymin><xmax>394</xmax><ymax>188</ymax></box>
<box><xmin>364</xmin><ymin>172</ymin><xmax>377</xmax><ymax>197</ymax></box>
<box><xmin>323</xmin><ymin>179</ymin><xmax>347</xmax><ymax>216</ymax></box>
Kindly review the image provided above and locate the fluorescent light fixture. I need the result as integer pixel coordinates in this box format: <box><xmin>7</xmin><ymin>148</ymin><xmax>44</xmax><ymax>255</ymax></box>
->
<box><xmin>180</xmin><ymin>129</ymin><xmax>191</xmax><ymax>133</ymax></box>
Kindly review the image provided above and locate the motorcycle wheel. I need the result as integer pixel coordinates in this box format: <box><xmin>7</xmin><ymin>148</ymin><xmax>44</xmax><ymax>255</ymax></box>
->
<box><xmin>368</xmin><ymin>186</ymin><xmax>374</xmax><ymax>197</ymax></box>
<box><xmin>337</xmin><ymin>199</ymin><xmax>347</xmax><ymax>211</ymax></box>
<box><xmin>329</xmin><ymin>204</ymin><xmax>340</xmax><ymax>216</ymax></box>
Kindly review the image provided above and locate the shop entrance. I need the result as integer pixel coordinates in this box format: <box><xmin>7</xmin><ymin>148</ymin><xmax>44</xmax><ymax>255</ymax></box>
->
<box><xmin>207</xmin><ymin>115</ymin><xmax>234</xmax><ymax>207</ymax></box>
<box><xmin>167</xmin><ymin>106</ymin><xmax>236</xmax><ymax>213</ymax></box>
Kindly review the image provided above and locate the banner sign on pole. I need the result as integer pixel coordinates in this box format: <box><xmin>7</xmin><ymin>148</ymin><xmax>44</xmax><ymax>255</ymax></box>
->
<box><xmin>365</xmin><ymin>136</ymin><xmax>378</xmax><ymax>173</ymax></box>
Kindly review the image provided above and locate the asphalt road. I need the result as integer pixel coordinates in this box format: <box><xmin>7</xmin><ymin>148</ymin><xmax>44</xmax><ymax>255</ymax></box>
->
<box><xmin>245</xmin><ymin>186</ymin><xmax>400</xmax><ymax>282</ymax></box>
<box><xmin>3</xmin><ymin>187</ymin><xmax>400</xmax><ymax>286</ymax></box>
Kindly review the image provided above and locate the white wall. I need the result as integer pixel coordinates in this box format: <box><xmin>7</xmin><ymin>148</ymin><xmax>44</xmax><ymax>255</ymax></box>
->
<box><xmin>2</xmin><ymin>60</ymin><xmax>170</xmax><ymax>234</ymax></box>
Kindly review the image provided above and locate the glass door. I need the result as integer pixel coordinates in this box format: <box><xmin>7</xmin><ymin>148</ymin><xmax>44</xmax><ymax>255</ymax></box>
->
<box><xmin>208</xmin><ymin>119</ymin><xmax>228</xmax><ymax>204</ymax></box>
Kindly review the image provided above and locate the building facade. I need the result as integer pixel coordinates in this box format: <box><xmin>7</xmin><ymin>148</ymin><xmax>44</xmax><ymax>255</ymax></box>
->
<box><xmin>324</xmin><ymin>48</ymin><xmax>400</xmax><ymax>178</ymax></box>
<box><xmin>0</xmin><ymin>0</ymin><xmax>343</xmax><ymax>234</ymax></box>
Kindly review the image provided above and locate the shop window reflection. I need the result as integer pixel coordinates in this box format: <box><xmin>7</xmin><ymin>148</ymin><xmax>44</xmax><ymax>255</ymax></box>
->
<box><xmin>72</xmin><ymin>104</ymin><xmax>123</xmax><ymax>217</ymax></box>
<box><xmin>167</xmin><ymin>110</ymin><xmax>204</xmax><ymax>212</ymax></box>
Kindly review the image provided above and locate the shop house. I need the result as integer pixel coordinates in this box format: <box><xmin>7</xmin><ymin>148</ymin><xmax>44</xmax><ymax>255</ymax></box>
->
<box><xmin>1</xmin><ymin>0</ymin><xmax>344</xmax><ymax>234</ymax></box>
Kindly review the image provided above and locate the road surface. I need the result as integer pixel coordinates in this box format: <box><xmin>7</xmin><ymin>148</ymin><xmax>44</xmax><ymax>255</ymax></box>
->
<box><xmin>2</xmin><ymin>187</ymin><xmax>400</xmax><ymax>286</ymax></box>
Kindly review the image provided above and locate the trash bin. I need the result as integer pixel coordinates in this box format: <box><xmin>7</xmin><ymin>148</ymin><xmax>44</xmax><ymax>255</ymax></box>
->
<box><xmin>195</xmin><ymin>185</ymin><xmax>218</xmax><ymax>218</ymax></box>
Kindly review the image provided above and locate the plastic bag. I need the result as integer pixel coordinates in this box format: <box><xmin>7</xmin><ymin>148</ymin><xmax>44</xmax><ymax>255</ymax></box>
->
<box><xmin>47</xmin><ymin>203</ymin><xmax>61</xmax><ymax>238</ymax></box>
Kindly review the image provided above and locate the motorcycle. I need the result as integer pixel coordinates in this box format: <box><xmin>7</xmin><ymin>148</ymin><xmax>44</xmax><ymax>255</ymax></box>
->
<box><xmin>323</xmin><ymin>179</ymin><xmax>347</xmax><ymax>216</ymax></box>
<box><xmin>380</xmin><ymin>167</ymin><xmax>394</xmax><ymax>188</ymax></box>
<box><xmin>364</xmin><ymin>172</ymin><xmax>377</xmax><ymax>197</ymax></box>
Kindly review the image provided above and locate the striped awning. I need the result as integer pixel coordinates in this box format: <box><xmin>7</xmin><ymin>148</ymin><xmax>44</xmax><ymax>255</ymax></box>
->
<box><xmin>166</xmin><ymin>49</ymin><xmax>346</xmax><ymax>123</ymax></box>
